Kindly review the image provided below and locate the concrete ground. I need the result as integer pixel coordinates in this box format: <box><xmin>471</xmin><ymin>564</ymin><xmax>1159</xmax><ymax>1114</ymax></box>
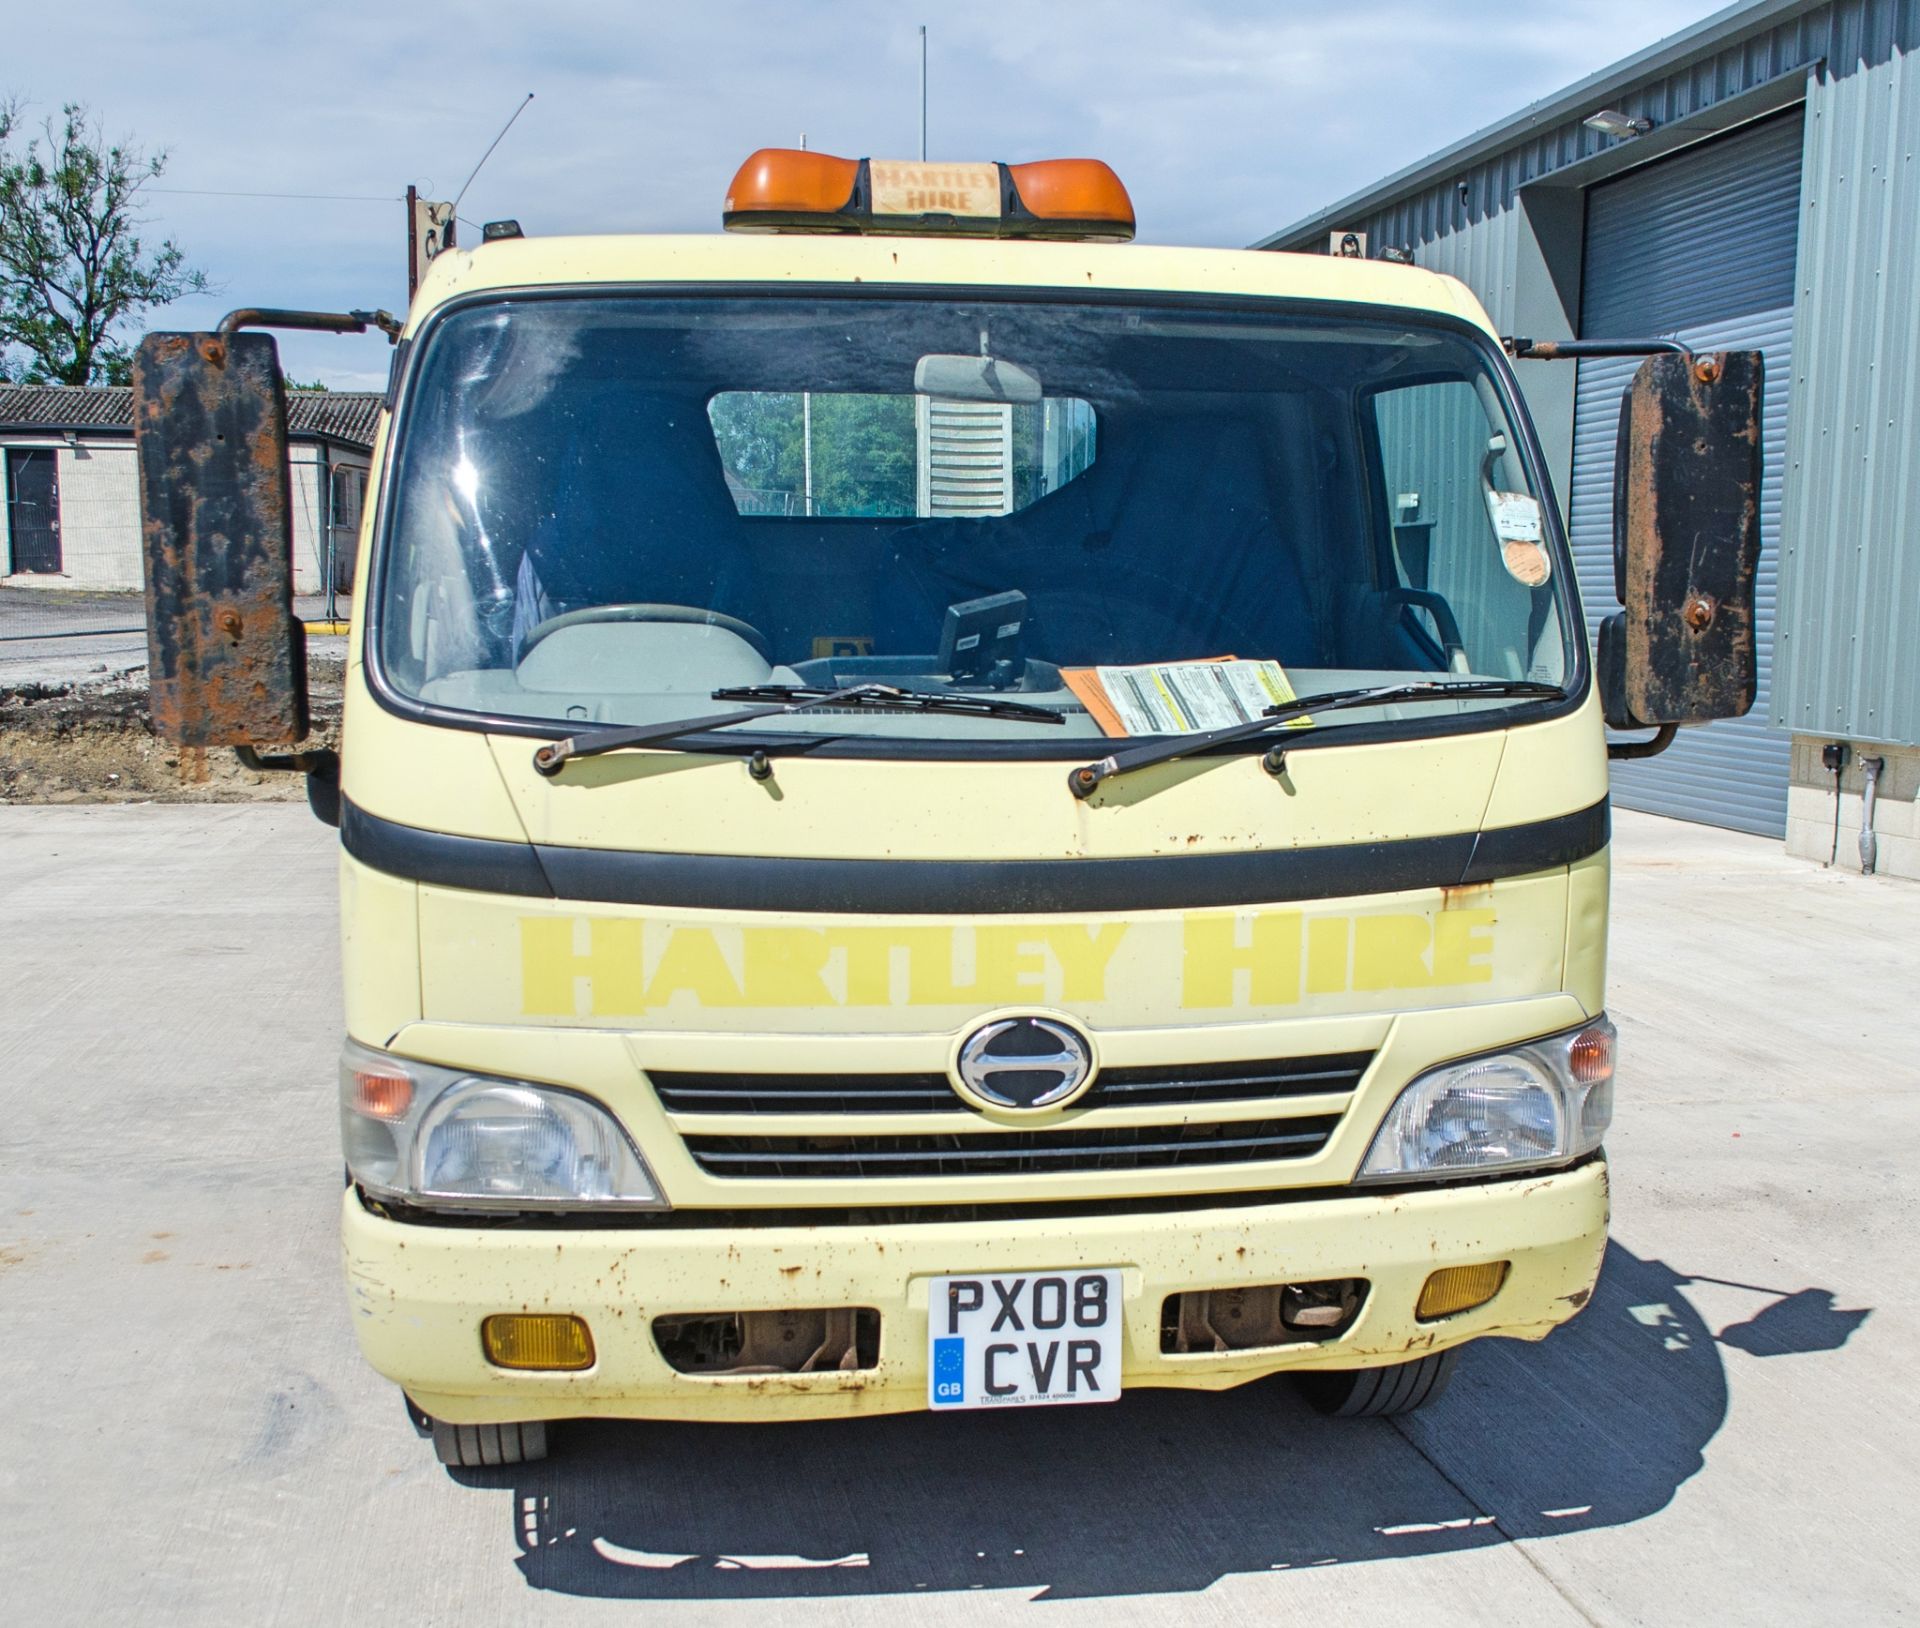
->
<box><xmin>0</xmin><ymin>585</ymin><xmax>151</xmax><ymax>687</ymax></box>
<box><xmin>0</xmin><ymin>587</ymin><xmax>345</xmax><ymax>686</ymax></box>
<box><xmin>2</xmin><ymin>807</ymin><xmax>1912</xmax><ymax>1624</ymax></box>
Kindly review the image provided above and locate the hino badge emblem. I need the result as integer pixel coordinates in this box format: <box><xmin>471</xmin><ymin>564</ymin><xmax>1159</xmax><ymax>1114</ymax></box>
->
<box><xmin>954</xmin><ymin>1017</ymin><xmax>1094</xmax><ymax>1111</ymax></box>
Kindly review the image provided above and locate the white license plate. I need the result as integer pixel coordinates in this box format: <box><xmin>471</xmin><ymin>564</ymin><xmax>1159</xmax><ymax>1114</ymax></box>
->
<box><xmin>926</xmin><ymin>1270</ymin><xmax>1123</xmax><ymax>1410</ymax></box>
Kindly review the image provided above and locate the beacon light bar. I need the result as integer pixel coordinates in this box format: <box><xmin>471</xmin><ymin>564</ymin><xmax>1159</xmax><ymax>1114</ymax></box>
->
<box><xmin>723</xmin><ymin>150</ymin><xmax>1135</xmax><ymax>242</ymax></box>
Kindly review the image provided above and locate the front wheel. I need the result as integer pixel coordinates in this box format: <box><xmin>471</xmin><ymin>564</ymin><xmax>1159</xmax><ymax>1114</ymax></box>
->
<box><xmin>425</xmin><ymin>1413</ymin><xmax>550</xmax><ymax>1467</ymax></box>
<box><xmin>1294</xmin><ymin>1349</ymin><xmax>1461</xmax><ymax>1418</ymax></box>
<box><xmin>405</xmin><ymin>1394</ymin><xmax>552</xmax><ymax>1467</ymax></box>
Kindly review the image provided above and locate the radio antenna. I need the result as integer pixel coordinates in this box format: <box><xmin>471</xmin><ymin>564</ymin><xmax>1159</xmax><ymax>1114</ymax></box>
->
<box><xmin>453</xmin><ymin>92</ymin><xmax>535</xmax><ymax>215</ymax></box>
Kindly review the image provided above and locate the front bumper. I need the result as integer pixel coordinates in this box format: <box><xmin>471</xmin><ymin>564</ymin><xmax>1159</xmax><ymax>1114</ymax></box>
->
<box><xmin>343</xmin><ymin>1158</ymin><xmax>1608</xmax><ymax>1424</ymax></box>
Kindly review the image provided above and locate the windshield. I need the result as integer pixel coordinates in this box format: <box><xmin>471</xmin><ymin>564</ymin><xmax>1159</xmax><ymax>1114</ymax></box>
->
<box><xmin>375</xmin><ymin>294</ymin><xmax>1577</xmax><ymax>750</ymax></box>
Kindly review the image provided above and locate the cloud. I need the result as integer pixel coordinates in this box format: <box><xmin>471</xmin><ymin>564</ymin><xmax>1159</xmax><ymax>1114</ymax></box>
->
<box><xmin>5</xmin><ymin>0</ymin><xmax>1721</xmax><ymax>385</ymax></box>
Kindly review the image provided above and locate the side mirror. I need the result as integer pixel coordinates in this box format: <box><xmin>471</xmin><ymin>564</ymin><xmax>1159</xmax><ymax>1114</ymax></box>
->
<box><xmin>1597</xmin><ymin>349</ymin><xmax>1763</xmax><ymax>732</ymax></box>
<box><xmin>134</xmin><ymin>329</ymin><xmax>309</xmax><ymax>748</ymax></box>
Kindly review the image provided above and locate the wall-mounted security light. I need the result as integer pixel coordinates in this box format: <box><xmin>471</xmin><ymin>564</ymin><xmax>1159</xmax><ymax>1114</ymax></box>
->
<box><xmin>1583</xmin><ymin>109</ymin><xmax>1654</xmax><ymax>139</ymax></box>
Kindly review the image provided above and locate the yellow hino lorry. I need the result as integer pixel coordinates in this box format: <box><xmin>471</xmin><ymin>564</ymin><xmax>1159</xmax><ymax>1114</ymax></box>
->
<box><xmin>133</xmin><ymin>151</ymin><xmax>1762</xmax><ymax>1467</ymax></box>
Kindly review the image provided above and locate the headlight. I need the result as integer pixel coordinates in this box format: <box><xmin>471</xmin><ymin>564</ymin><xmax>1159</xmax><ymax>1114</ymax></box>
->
<box><xmin>340</xmin><ymin>1040</ymin><xmax>667</xmax><ymax>1211</ymax></box>
<box><xmin>1358</xmin><ymin>1016</ymin><xmax>1615</xmax><ymax>1183</ymax></box>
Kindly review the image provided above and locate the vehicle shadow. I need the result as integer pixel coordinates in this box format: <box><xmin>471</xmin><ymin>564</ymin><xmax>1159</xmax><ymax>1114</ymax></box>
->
<box><xmin>452</xmin><ymin>1241</ymin><xmax>1867</xmax><ymax>1601</ymax></box>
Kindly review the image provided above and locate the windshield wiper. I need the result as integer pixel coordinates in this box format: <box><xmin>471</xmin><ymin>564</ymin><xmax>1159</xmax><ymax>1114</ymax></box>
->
<box><xmin>534</xmin><ymin>683</ymin><xmax>1062</xmax><ymax>776</ymax></box>
<box><xmin>713</xmin><ymin>684</ymin><xmax>1065</xmax><ymax>723</ymax></box>
<box><xmin>1066</xmin><ymin>679</ymin><xmax>1566</xmax><ymax>799</ymax></box>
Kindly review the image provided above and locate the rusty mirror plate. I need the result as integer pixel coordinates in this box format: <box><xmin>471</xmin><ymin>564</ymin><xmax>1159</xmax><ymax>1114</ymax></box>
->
<box><xmin>1612</xmin><ymin>349</ymin><xmax>1763</xmax><ymax>727</ymax></box>
<box><xmin>134</xmin><ymin>330</ymin><xmax>309</xmax><ymax>747</ymax></box>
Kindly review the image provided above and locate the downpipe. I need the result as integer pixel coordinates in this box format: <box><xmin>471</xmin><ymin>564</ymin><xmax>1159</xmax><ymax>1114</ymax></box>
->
<box><xmin>1858</xmin><ymin>757</ymin><xmax>1885</xmax><ymax>875</ymax></box>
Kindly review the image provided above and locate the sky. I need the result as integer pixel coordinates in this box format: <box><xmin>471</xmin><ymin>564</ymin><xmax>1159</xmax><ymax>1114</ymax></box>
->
<box><xmin>6</xmin><ymin>0</ymin><xmax>1732</xmax><ymax>390</ymax></box>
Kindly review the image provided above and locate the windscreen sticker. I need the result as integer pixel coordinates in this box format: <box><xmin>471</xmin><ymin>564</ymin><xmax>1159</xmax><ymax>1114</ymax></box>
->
<box><xmin>1063</xmin><ymin>659</ymin><xmax>1304</xmax><ymax>738</ymax></box>
<box><xmin>1487</xmin><ymin>491</ymin><xmax>1551</xmax><ymax>587</ymax></box>
<box><xmin>1487</xmin><ymin>491</ymin><xmax>1542</xmax><ymax>542</ymax></box>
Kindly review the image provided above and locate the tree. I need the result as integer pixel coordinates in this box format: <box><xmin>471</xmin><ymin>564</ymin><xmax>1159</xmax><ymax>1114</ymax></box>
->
<box><xmin>0</xmin><ymin>101</ymin><xmax>209</xmax><ymax>386</ymax></box>
<box><xmin>708</xmin><ymin>390</ymin><xmax>916</xmax><ymax>517</ymax></box>
<box><xmin>283</xmin><ymin>377</ymin><xmax>330</xmax><ymax>393</ymax></box>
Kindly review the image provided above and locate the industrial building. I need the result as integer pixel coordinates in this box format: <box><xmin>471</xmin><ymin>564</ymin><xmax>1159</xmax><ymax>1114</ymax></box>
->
<box><xmin>1259</xmin><ymin>0</ymin><xmax>1919</xmax><ymax>879</ymax></box>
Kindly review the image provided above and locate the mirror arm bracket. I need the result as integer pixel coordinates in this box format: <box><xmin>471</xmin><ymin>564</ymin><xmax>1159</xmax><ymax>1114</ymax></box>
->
<box><xmin>219</xmin><ymin>307</ymin><xmax>402</xmax><ymax>344</ymax></box>
<box><xmin>235</xmin><ymin>745</ymin><xmax>337</xmax><ymax>776</ymax></box>
<box><xmin>1607</xmin><ymin>725</ymin><xmax>1678</xmax><ymax>761</ymax></box>
<box><xmin>234</xmin><ymin>747</ymin><xmax>341</xmax><ymax>827</ymax></box>
<box><xmin>1502</xmin><ymin>337</ymin><xmax>1692</xmax><ymax>362</ymax></box>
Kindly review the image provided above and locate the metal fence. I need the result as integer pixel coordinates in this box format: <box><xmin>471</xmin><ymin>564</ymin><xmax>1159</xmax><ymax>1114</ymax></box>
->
<box><xmin>3</xmin><ymin>442</ymin><xmax>361</xmax><ymax>646</ymax></box>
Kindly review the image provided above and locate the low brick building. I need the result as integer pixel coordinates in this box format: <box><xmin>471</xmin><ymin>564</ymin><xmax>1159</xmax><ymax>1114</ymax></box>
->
<box><xmin>1</xmin><ymin>384</ymin><xmax>378</xmax><ymax>596</ymax></box>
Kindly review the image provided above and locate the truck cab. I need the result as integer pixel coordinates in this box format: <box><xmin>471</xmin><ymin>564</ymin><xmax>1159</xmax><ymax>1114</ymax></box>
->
<box><xmin>132</xmin><ymin>152</ymin><xmax>1762</xmax><ymax>1466</ymax></box>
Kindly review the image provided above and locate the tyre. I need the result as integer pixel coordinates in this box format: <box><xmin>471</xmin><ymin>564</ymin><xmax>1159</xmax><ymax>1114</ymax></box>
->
<box><xmin>1295</xmin><ymin>1348</ymin><xmax>1461</xmax><ymax>1418</ymax></box>
<box><xmin>427</xmin><ymin>1416</ymin><xmax>550</xmax><ymax>1467</ymax></box>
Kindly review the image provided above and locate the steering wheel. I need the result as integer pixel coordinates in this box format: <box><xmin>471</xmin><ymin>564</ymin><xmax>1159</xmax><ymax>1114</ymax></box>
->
<box><xmin>520</xmin><ymin>603</ymin><xmax>773</xmax><ymax>663</ymax></box>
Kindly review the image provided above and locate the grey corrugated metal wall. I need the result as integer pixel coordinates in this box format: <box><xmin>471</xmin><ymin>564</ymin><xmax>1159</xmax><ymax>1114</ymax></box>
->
<box><xmin>1267</xmin><ymin>0</ymin><xmax>1920</xmax><ymax>765</ymax></box>
<box><xmin>1569</xmin><ymin>110</ymin><xmax>1804</xmax><ymax>836</ymax></box>
<box><xmin>1315</xmin><ymin>2</ymin><xmax>1863</xmax><ymax>253</ymax></box>
<box><xmin>1775</xmin><ymin>18</ymin><xmax>1920</xmax><ymax>746</ymax></box>
<box><xmin>1389</xmin><ymin>215</ymin><xmax>1523</xmax><ymax>330</ymax></box>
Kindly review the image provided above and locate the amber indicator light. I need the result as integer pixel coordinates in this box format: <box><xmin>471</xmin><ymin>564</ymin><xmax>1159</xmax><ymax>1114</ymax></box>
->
<box><xmin>482</xmin><ymin>1313</ymin><xmax>596</xmax><ymax>1371</ymax></box>
<box><xmin>1416</xmin><ymin>1262</ymin><xmax>1511</xmax><ymax>1321</ymax></box>
<box><xmin>1569</xmin><ymin>1024</ymin><xmax>1615</xmax><ymax>1085</ymax></box>
<box><xmin>353</xmin><ymin>1068</ymin><xmax>413</xmax><ymax>1121</ymax></box>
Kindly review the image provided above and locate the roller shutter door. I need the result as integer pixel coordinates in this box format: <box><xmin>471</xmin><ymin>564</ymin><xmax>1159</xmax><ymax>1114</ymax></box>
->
<box><xmin>1569</xmin><ymin>108</ymin><xmax>1803</xmax><ymax>836</ymax></box>
<box><xmin>916</xmin><ymin>398</ymin><xmax>1014</xmax><ymax>517</ymax></box>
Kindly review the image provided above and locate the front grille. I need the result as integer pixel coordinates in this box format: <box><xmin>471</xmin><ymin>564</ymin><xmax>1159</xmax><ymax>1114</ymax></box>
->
<box><xmin>682</xmin><ymin>1115</ymin><xmax>1342</xmax><ymax>1180</ymax></box>
<box><xmin>650</xmin><ymin>1051</ymin><xmax>1371</xmax><ymax>1117</ymax></box>
<box><xmin>1095</xmin><ymin>1053</ymin><xmax>1370</xmax><ymax>1108</ymax></box>
<box><xmin>653</xmin><ymin>1071</ymin><xmax>958</xmax><ymax>1115</ymax></box>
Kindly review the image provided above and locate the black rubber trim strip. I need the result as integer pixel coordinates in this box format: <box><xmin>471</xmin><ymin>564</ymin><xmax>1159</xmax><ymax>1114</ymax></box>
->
<box><xmin>341</xmin><ymin>801</ymin><xmax>553</xmax><ymax>897</ymax></box>
<box><xmin>340</xmin><ymin>796</ymin><xmax>1607</xmax><ymax>915</ymax></box>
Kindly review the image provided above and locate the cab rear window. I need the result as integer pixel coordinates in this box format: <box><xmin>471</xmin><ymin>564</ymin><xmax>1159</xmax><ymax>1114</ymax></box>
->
<box><xmin>707</xmin><ymin>391</ymin><xmax>1096</xmax><ymax>518</ymax></box>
